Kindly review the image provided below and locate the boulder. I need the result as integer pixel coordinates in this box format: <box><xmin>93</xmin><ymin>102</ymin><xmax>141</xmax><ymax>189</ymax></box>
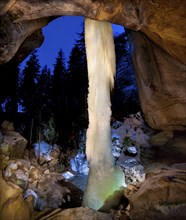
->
<box><xmin>149</xmin><ymin>131</ymin><xmax>174</xmax><ymax>147</ymax></box>
<box><xmin>0</xmin><ymin>131</ymin><xmax>27</xmax><ymax>158</ymax></box>
<box><xmin>0</xmin><ymin>171</ymin><xmax>22</xmax><ymax>210</ymax></box>
<box><xmin>34</xmin><ymin>207</ymin><xmax>113</xmax><ymax>220</ymax></box>
<box><xmin>1</xmin><ymin>120</ymin><xmax>14</xmax><ymax>133</ymax></box>
<box><xmin>0</xmin><ymin>170</ymin><xmax>31</xmax><ymax>220</ymax></box>
<box><xmin>127</xmin><ymin>163</ymin><xmax>186</xmax><ymax>220</ymax></box>
<box><xmin>0</xmin><ymin>194</ymin><xmax>30</xmax><ymax>220</ymax></box>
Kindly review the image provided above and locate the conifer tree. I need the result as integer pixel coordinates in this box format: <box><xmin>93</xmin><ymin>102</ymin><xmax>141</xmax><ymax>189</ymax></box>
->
<box><xmin>1</xmin><ymin>60</ymin><xmax>20</xmax><ymax>117</ymax></box>
<box><xmin>18</xmin><ymin>49</ymin><xmax>41</xmax><ymax>141</ymax></box>
<box><xmin>37</xmin><ymin>65</ymin><xmax>52</xmax><ymax>122</ymax></box>
<box><xmin>112</xmin><ymin>31</ymin><xmax>140</xmax><ymax>117</ymax></box>
<box><xmin>67</xmin><ymin>28</ymin><xmax>88</xmax><ymax>128</ymax></box>
<box><xmin>20</xmin><ymin>49</ymin><xmax>40</xmax><ymax>118</ymax></box>
<box><xmin>51</xmin><ymin>49</ymin><xmax>67</xmax><ymax>131</ymax></box>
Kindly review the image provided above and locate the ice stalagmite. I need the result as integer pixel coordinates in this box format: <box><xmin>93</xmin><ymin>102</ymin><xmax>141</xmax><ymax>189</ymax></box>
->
<box><xmin>83</xmin><ymin>18</ymin><xmax>126</xmax><ymax>210</ymax></box>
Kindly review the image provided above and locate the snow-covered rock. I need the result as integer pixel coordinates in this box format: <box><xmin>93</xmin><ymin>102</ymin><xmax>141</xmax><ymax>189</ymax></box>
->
<box><xmin>33</xmin><ymin>141</ymin><xmax>52</xmax><ymax>162</ymax></box>
<box><xmin>120</xmin><ymin>163</ymin><xmax>145</xmax><ymax>185</ymax></box>
<box><xmin>70</xmin><ymin>152</ymin><xmax>89</xmax><ymax>175</ymax></box>
<box><xmin>62</xmin><ymin>171</ymin><xmax>74</xmax><ymax>180</ymax></box>
<box><xmin>125</xmin><ymin>146</ymin><xmax>138</xmax><ymax>156</ymax></box>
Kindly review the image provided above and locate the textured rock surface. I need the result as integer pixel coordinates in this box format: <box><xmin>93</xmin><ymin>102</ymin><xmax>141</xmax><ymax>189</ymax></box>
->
<box><xmin>149</xmin><ymin>131</ymin><xmax>174</xmax><ymax>147</ymax></box>
<box><xmin>129</xmin><ymin>31</ymin><xmax>186</xmax><ymax>130</ymax></box>
<box><xmin>0</xmin><ymin>131</ymin><xmax>27</xmax><ymax>158</ymax></box>
<box><xmin>127</xmin><ymin>163</ymin><xmax>186</xmax><ymax>220</ymax></box>
<box><xmin>0</xmin><ymin>1</ymin><xmax>185</xmax><ymax>128</ymax></box>
<box><xmin>0</xmin><ymin>122</ymin><xmax>27</xmax><ymax>161</ymax></box>
<box><xmin>32</xmin><ymin>207</ymin><xmax>114</xmax><ymax>220</ymax></box>
<box><xmin>0</xmin><ymin>1</ymin><xmax>185</xmax><ymax>64</ymax></box>
<box><xmin>0</xmin><ymin>171</ymin><xmax>31</xmax><ymax>220</ymax></box>
<box><xmin>0</xmin><ymin>122</ymin><xmax>185</xmax><ymax>219</ymax></box>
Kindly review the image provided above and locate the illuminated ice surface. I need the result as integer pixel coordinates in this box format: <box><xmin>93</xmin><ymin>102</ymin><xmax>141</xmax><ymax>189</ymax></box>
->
<box><xmin>83</xmin><ymin>18</ymin><xmax>126</xmax><ymax>210</ymax></box>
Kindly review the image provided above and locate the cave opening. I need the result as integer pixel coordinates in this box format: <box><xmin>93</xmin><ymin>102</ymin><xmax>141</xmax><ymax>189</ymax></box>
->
<box><xmin>0</xmin><ymin>15</ymin><xmax>143</xmax><ymax>213</ymax></box>
<box><xmin>0</xmin><ymin>1</ymin><xmax>186</xmax><ymax>219</ymax></box>
<box><xmin>0</xmin><ymin>15</ymin><xmax>141</xmax><ymax>147</ymax></box>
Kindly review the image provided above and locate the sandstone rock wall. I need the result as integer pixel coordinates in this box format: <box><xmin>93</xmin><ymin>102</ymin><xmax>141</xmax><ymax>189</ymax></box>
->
<box><xmin>129</xmin><ymin>31</ymin><xmax>186</xmax><ymax>130</ymax></box>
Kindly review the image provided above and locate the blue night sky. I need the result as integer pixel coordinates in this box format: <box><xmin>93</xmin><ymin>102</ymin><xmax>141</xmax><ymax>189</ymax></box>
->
<box><xmin>20</xmin><ymin>16</ymin><xmax>124</xmax><ymax>71</ymax></box>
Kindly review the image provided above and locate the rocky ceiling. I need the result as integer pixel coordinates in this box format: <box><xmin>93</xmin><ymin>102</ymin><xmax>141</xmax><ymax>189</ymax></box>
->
<box><xmin>0</xmin><ymin>0</ymin><xmax>186</xmax><ymax>130</ymax></box>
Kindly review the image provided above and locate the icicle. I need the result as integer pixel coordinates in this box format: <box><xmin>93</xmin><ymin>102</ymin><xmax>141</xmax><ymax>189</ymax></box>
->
<box><xmin>83</xmin><ymin>18</ymin><xmax>126</xmax><ymax>210</ymax></box>
<box><xmin>85</xmin><ymin>18</ymin><xmax>115</xmax><ymax>167</ymax></box>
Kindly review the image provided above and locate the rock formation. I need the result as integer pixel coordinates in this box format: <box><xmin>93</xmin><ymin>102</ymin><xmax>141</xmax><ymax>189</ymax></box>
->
<box><xmin>126</xmin><ymin>163</ymin><xmax>186</xmax><ymax>220</ymax></box>
<box><xmin>1</xmin><ymin>1</ymin><xmax>186</xmax><ymax>216</ymax></box>
<box><xmin>0</xmin><ymin>118</ymin><xmax>186</xmax><ymax>219</ymax></box>
<box><xmin>0</xmin><ymin>0</ymin><xmax>185</xmax><ymax>130</ymax></box>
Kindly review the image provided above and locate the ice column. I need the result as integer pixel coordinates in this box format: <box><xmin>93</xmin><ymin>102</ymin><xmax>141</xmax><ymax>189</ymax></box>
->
<box><xmin>83</xmin><ymin>18</ymin><xmax>126</xmax><ymax>210</ymax></box>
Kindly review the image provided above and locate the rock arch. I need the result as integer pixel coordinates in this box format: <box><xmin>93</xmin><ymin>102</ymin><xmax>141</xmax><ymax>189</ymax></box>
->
<box><xmin>0</xmin><ymin>0</ymin><xmax>186</xmax><ymax>130</ymax></box>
